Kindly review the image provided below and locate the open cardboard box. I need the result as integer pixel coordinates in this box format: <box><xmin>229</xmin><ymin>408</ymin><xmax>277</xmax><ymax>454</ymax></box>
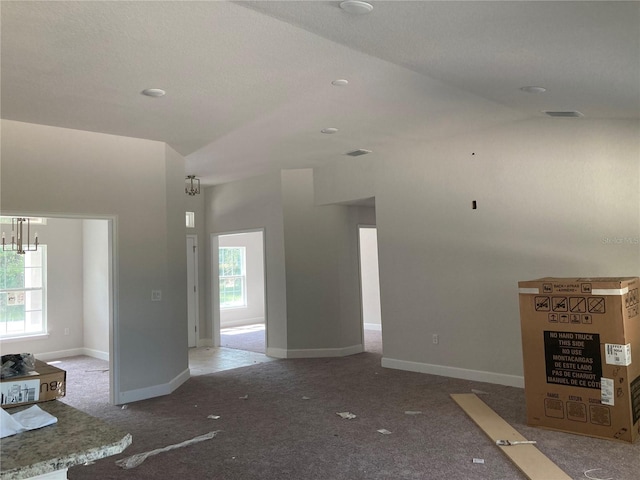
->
<box><xmin>1</xmin><ymin>359</ymin><xmax>66</xmax><ymax>408</ymax></box>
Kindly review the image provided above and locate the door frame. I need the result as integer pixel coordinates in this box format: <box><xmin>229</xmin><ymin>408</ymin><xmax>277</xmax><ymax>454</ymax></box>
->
<box><xmin>186</xmin><ymin>234</ymin><xmax>199</xmax><ymax>347</ymax></box>
<box><xmin>211</xmin><ymin>228</ymin><xmax>267</xmax><ymax>349</ymax></box>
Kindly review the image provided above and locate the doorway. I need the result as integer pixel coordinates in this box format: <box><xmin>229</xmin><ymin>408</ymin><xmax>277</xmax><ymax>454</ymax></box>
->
<box><xmin>358</xmin><ymin>226</ymin><xmax>382</xmax><ymax>353</ymax></box>
<box><xmin>214</xmin><ymin>230</ymin><xmax>266</xmax><ymax>354</ymax></box>
<box><xmin>186</xmin><ymin>235</ymin><xmax>199</xmax><ymax>348</ymax></box>
<box><xmin>0</xmin><ymin>215</ymin><xmax>117</xmax><ymax>404</ymax></box>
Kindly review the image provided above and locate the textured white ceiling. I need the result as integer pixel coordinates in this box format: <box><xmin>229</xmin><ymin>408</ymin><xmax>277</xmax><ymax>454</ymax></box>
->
<box><xmin>2</xmin><ymin>1</ymin><xmax>639</xmax><ymax>186</ymax></box>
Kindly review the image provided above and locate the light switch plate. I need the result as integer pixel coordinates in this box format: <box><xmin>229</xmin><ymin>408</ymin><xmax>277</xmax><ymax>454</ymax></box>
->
<box><xmin>151</xmin><ymin>290</ymin><xmax>162</xmax><ymax>301</ymax></box>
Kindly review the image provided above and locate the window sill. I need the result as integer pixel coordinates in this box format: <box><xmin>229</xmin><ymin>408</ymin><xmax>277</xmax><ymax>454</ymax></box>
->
<box><xmin>0</xmin><ymin>333</ymin><xmax>50</xmax><ymax>343</ymax></box>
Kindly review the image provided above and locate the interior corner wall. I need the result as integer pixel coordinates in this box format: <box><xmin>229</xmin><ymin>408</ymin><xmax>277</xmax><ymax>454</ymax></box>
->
<box><xmin>280</xmin><ymin>169</ymin><xmax>363</xmax><ymax>352</ymax></box>
<box><xmin>205</xmin><ymin>172</ymin><xmax>287</xmax><ymax>350</ymax></box>
<box><xmin>316</xmin><ymin>118</ymin><xmax>640</xmax><ymax>386</ymax></box>
<box><xmin>163</xmin><ymin>144</ymin><xmax>189</xmax><ymax>374</ymax></box>
<box><xmin>313</xmin><ymin>155</ymin><xmax>375</xmax><ymax>206</ymax></box>
<box><xmin>0</xmin><ymin>120</ymin><xmax>189</xmax><ymax>403</ymax></box>
<box><xmin>83</xmin><ymin>219</ymin><xmax>110</xmax><ymax>358</ymax></box>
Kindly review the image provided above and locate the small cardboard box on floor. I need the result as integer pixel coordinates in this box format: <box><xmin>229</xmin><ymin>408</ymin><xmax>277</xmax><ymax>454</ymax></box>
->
<box><xmin>518</xmin><ymin>277</ymin><xmax>640</xmax><ymax>443</ymax></box>
<box><xmin>0</xmin><ymin>359</ymin><xmax>66</xmax><ymax>408</ymax></box>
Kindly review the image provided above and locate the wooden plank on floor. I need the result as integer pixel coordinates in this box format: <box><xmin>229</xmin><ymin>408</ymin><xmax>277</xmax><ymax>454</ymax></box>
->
<box><xmin>451</xmin><ymin>393</ymin><xmax>572</xmax><ymax>480</ymax></box>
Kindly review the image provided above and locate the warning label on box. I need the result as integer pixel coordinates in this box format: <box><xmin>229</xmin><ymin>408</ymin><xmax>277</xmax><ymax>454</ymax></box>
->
<box><xmin>544</xmin><ymin>331</ymin><xmax>602</xmax><ymax>389</ymax></box>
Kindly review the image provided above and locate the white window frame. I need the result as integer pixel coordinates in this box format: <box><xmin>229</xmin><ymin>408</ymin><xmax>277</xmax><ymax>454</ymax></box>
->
<box><xmin>0</xmin><ymin>246</ymin><xmax>47</xmax><ymax>339</ymax></box>
<box><xmin>0</xmin><ymin>216</ymin><xmax>47</xmax><ymax>225</ymax></box>
<box><xmin>219</xmin><ymin>246</ymin><xmax>247</xmax><ymax>309</ymax></box>
<box><xmin>186</xmin><ymin>212</ymin><xmax>195</xmax><ymax>228</ymax></box>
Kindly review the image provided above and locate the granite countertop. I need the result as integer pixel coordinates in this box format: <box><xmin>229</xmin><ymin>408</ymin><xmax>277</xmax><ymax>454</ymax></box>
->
<box><xmin>0</xmin><ymin>400</ymin><xmax>131</xmax><ymax>480</ymax></box>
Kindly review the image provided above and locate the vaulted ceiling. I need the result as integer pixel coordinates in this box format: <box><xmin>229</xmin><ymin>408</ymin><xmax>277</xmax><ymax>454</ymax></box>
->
<box><xmin>2</xmin><ymin>1</ymin><xmax>638</xmax><ymax>185</ymax></box>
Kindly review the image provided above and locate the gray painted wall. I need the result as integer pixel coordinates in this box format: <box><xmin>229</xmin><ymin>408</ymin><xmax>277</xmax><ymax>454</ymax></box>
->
<box><xmin>314</xmin><ymin>117</ymin><xmax>640</xmax><ymax>386</ymax></box>
<box><xmin>0</xmin><ymin>120</ymin><xmax>188</xmax><ymax>403</ymax></box>
<box><xmin>206</xmin><ymin>169</ymin><xmax>374</xmax><ymax>356</ymax></box>
<box><xmin>205</xmin><ymin>172</ymin><xmax>287</xmax><ymax>350</ymax></box>
<box><xmin>83</xmin><ymin>219</ymin><xmax>110</xmax><ymax>357</ymax></box>
<box><xmin>4</xmin><ymin>113</ymin><xmax>635</xmax><ymax>397</ymax></box>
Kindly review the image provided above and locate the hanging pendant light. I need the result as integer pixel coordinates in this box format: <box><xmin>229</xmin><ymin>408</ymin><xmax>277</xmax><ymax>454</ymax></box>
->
<box><xmin>2</xmin><ymin>217</ymin><xmax>39</xmax><ymax>255</ymax></box>
<box><xmin>185</xmin><ymin>175</ymin><xmax>201</xmax><ymax>196</ymax></box>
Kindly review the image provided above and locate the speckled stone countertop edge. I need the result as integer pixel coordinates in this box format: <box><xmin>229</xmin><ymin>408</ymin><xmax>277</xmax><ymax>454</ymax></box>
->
<box><xmin>0</xmin><ymin>433</ymin><xmax>132</xmax><ymax>480</ymax></box>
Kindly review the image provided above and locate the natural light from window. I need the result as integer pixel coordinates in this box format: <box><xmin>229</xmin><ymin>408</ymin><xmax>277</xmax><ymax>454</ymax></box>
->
<box><xmin>186</xmin><ymin>212</ymin><xmax>195</xmax><ymax>228</ymax></box>
<box><xmin>0</xmin><ymin>247</ymin><xmax>47</xmax><ymax>338</ymax></box>
<box><xmin>219</xmin><ymin>246</ymin><xmax>246</xmax><ymax>309</ymax></box>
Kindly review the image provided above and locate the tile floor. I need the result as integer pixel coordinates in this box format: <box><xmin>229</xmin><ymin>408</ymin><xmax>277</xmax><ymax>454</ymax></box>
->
<box><xmin>188</xmin><ymin>325</ymin><xmax>381</xmax><ymax>376</ymax></box>
<box><xmin>188</xmin><ymin>346</ymin><xmax>276</xmax><ymax>376</ymax></box>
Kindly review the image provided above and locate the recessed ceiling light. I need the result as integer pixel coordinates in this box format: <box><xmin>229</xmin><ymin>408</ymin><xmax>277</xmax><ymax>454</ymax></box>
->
<box><xmin>321</xmin><ymin>128</ymin><xmax>339</xmax><ymax>134</ymax></box>
<box><xmin>141</xmin><ymin>88</ymin><xmax>166</xmax><ymax>97</ymax></box>
<box><xmin>520</xmin><ymin>86</ymin><xmax>547</xmax><ymax>94</ymax></box>
<box><xmin>331</xmin><ymin>79</ymin><xmax>349</xmax><ymax>87</ymax></box>
<box><xmin>340</xmin><ymin>1</ymin><xmax>373</xmax><ymax>15</ymax></box>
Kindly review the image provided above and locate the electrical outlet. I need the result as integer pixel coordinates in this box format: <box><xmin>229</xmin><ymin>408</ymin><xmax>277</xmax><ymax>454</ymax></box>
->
<box><xmin>152</xmin><ymin>290</ymin><xmax>162</xmax><ymax>301</ymax></box>
<box><xmin>432</xmin><ymin>334</ymin><xmax>439</xmax><ymax>345</ymax></box>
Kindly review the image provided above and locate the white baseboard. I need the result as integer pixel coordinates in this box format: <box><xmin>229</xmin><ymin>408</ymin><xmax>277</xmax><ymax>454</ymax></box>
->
<box><xmin>35</xmin><ymin>348</ymin><xmax>85</xmax><ymax>361</ymax></box>
<box><xmin>381</xmin><ymin>357</ymin><xmax>524</xmax><ymax>388</ymax></box>
<box><xmin>266</xmin><ymin>344</ymin><xmax>364</xmax><ymax>359</ymax></box>
<box><xmin>118</xmin><ymin>368</ymin><xmax>190</xmax><ymax>405</ymax></box>
<box><xmin>36</xmin><ymin>348</ymin><xmax>109</xmax><ymax>362</ymax></box>
<box><xmin>81</xmin><ymin>348</ymin><xmax>109</xmax><ymax>361</ymax></box>
<box><xmin>197</xmin><ymin>338</ymin><xmax>213</xmax><ymax>348</ymax></box>
<box><xmin>364</xmin><ymin>323</ymin><xmax>382</xmax><ymax>331</ymax></box>
<box><xmin>265</xmin><ymin>347</ymin><xmax>287</xmax><ymax>358</ymax></box>
<box><xmin>220</xmin><ymin>318</ymin><xmax>265</xmax><ymax>329</ymax></box>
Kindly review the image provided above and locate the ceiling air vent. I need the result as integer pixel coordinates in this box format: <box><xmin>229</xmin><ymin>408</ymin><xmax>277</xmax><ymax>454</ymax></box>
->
<box><xmin>544</xmin><ymin>111</ymin><xmax>584</xmax><ymax>118</ymax></box>
<box><xmin>345</xmin><ymin>149</ymin><xmax>372</xmax><ymax>157</ymax></box>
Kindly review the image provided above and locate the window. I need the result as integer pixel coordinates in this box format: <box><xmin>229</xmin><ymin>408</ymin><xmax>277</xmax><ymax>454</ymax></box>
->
<box><xmin>186</xmin><ymin>212</ymin><xmax>195</xmax><ymax>228</ymax></box>
<box><xmin>0</xmin><ymin>247</ymin><xmax>46</xmax><ymax>338</ymax></box>
<box><xmin>219</xmin><ymin>247</ymin><xmax>246</xmax><ymax>308</ymax></box>
<box><xmin>0</xmin><ymin>216</ymin><xmax>46</xmax><ymax>225</ymax></box>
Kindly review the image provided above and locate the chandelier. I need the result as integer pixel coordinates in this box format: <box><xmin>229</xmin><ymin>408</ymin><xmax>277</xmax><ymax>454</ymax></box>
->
<box><xmin>185</xmin><ymin>175</ymin><xmax>201</xmax><ymax>196</ymax></box>
<box><xmin>2</xmin><ymin>217</ymin><xmax>39</xmax><ymax>255</ymax></box>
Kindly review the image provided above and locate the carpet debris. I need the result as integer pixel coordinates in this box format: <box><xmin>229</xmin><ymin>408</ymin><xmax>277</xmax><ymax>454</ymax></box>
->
<box><xmin>302</xmin><ymin>396</ymin><xmax>311</xmax><ymax>400</ymax></box>
<box><xmin>377</xmin><ymin>429</ymin><xmax>392</xmax><ymax>435</ymax></box>
<box><xmin>584</xmin><ymin>469</ymin><xmax>613</xmax><ymax>480</ymax></box>
<box><xmin>472</xmin><ymin>458</ymin><xmax>485</xmax><ymax>464</ymax></box>
<box><xmin>239</xmin><ymin>395</ymin><xmax>249</xmax><ymax>400</ymax></box>
<box><xmin>115</xmin><ymin>430</ymin><xmax>221</xmax><ymax>469</ymax></box>
<box><xmin>207</xmin><ymin>415</ymin><xmax>221</xmax><ymax>419</ymax></box>
<box><xmin>121</xmin><ymin>405</ymin><xmax>128</xmax><ymax>410</ymax></box>
<box><xmin>404</xmin><ymin>410</ymin><xmax>423</xmax><ymax>415</ymax></box>
<box><xmin>471</xmin><ymin>389</ymin><xmax>489</xmax><ymax>395</ymax></box>
<box><xmin>336</xmin><ymin>412</ymin><xmax>357</xmax><ymax>419</ymax></box>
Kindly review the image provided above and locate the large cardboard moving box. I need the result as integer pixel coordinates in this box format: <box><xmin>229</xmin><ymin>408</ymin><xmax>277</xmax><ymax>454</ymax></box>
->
<box><xmin>518</xmin><ymin>277</ymin><xmax>640</xmax><ymax>443</ymax></box>
<box><xmin>0</xmin><ymin>359</ymin><xmax>66</xmax><ymax>408</ymax></box>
